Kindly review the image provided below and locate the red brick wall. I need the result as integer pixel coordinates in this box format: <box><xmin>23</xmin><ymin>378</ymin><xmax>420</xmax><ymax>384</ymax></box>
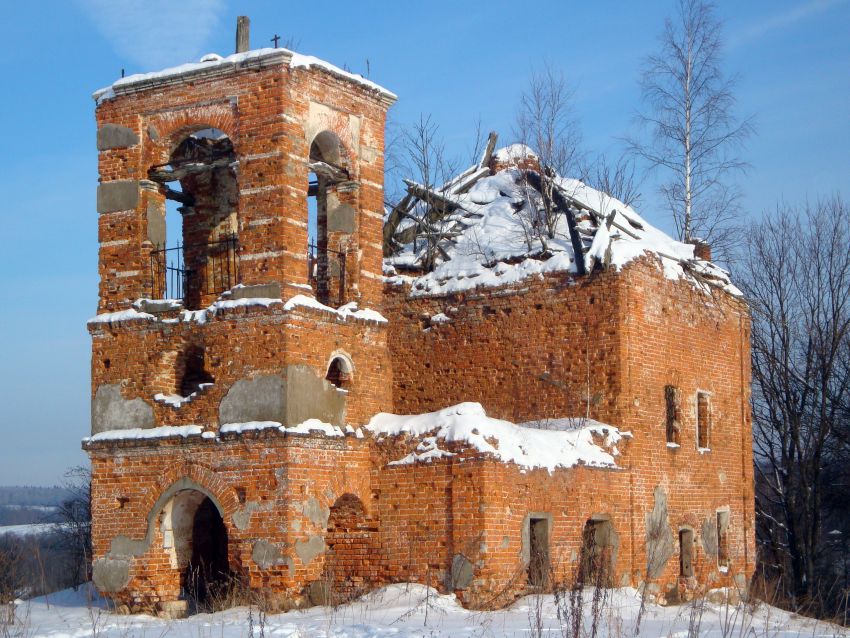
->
<box><xmin>88</xmin><ymin>431</ymin><xmax>373</xmax><ymax>610</ymax></box>
<box><xmin>382</xmin><ymin>256</ymin><xmax>754</xmax><ymax>602</ymax></box>
<box><xmin>89</xmin><ymin>303</ymin><xmax>391</xmax><ymax>429</ymax></box>
<box><xmin>384</xmin><ymin>268</ymin><xmax>628</xmax><ymax>425</ymax></box>
<box><xmin>94</xmin><ymin>56</ymin><xmax>390</xmax><ymax>311</ymax></box>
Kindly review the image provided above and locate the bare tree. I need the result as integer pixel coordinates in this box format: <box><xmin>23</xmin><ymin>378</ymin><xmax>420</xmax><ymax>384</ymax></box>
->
<box><xmin>741</xmin><ymin>196</ymin><xmax>850</xmax><ymax>612</ymax></box>
<box><xmin>392</xmin><ymin>114</ymin><xmax>460</xmax><ymax>271</ymax></box>
<box><xmin>629</xmin><ymin>0</ymin><xmax>752</xmax><ymax>262</ymax></box>
<box><xmin>514</xmin><ymin>64</ymin><xmax>584</xmax><ymax>252</ymax></box>
<box><xmin>55</xmin><ymin>466</ymin><xmax>91</xmax><ymax>587</ymax></box>
<box><xmin>583</xmin><ymin>154</ymin><xmax>643</xmax><ymax>209</ymax></box>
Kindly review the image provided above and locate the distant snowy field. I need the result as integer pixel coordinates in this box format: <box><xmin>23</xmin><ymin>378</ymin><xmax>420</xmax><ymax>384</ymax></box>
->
<box><xmin>9</xmin><ymin>583</ymin><xmax>849</xmax><ymax>637</ymax></box>
<box><xmin>0</xmin><ymin>523</ymin><xmax>62</xmax><ymax>538</ymax></box>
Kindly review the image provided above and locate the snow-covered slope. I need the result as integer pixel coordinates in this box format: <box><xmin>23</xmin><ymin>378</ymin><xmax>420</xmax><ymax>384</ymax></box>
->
<box><xmin>11</xmin><ymin>582</ymin><xmax>847</xmax><ymax>637</ymax></box>
<box><xmin>386</xmin><ymin>149</ymin><xmax>740</xmax><ymax>298</ymax></box>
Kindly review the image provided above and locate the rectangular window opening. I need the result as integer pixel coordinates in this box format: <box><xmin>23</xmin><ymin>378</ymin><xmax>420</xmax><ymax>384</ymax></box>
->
<box><xmin>665</xmin><ymin>385</ymin><xmax>681</xmax><ymax>446</ymax></box>
<box><xmin>679</xmin><ymin>528</ymin><xmax>694</xmax><ymax>577</ymax></box>
<box><xmin>528</xmin><ymin>517</ymin><xmax>549</xmax><ymax>588</ymax></box>
<box><xmin>697</xmin><ymin>392</ymin><xmax>711</xmax><ymax>450</ymax></box>
<box><xmin>716</xmin><ymin>510</ymin><xmax>730</xmax><ymax>569</ymax></box>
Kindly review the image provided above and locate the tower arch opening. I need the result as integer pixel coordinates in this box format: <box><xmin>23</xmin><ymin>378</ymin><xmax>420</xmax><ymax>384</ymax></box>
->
<box><xmin>307</xmin><ymin>131</ymin><xmax>352</xmax><ymax>306</ymax></box>
<box><xmin>149</xmin><ymin>127</ymin><xmax>239</xmax><ymax>309</ymax></box>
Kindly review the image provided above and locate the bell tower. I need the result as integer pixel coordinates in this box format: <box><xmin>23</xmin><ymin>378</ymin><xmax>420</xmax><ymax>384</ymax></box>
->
<box><xmin>86</xmin><ymin>28</ymin><xmax>396</xmax><ymax>612</ymax></box>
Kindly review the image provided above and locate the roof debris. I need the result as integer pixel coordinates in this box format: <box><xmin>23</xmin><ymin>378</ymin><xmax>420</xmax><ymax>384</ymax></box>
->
<box><xmin>384</xmin><ymin>134</ymin><xmax>740</xmax><ymax>298</ymax></box>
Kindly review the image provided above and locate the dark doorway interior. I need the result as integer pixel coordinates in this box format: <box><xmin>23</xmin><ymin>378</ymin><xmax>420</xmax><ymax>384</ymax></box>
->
<box><xmin>580</xmin><ymin>518</ymin><xmax>615</xmax><ymax>586</ymax></box>
<box><xmin>185</xmin><ymin>497</ymin><xmax>230</xmax><ymax>606</ymax></box>
<box><xmin>528</xmin><ymin>517</ymin><xmax>550</xmax><ymax>587</ymax></box>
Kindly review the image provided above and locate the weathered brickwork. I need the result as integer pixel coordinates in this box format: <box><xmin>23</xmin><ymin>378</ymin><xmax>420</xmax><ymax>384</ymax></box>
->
<box><xmin>94</xmin><ymin>51</ymin><xmax>390</xmax><ymax>312</ymax></box>
<box><xmin>383</xmin><ymin>256</ymin><xmax>754</xmax><ymax>603</ymax></box>
<box><xmin>85</xmin><ymin>46</ymin><xmax>754</xmax><ymax>616</ymax></box>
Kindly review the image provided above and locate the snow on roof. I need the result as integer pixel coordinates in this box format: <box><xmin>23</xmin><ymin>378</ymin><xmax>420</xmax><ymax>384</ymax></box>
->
<box><xmin>493</xmin><ymin>144</ymin><xmax>537</xmax><ymax>162</ymax></box>
<box><xmin>365</xmin><ymin>402</ymin><xmax>625</xmax><ymax>473</ymax></box>
<box><xmin>385</xmin><ymin>147</ymin><xmax>740</xmax><ymax>298</ymax></box>
<box><xmin>219</xmin><ymin>419</ymin><xmax>354</xmax><ymax>438</ymax></box>
<box><xmin>93</xmin><ymin>48</ymin><xmax>396</xmax><ymax>104</ymax></box>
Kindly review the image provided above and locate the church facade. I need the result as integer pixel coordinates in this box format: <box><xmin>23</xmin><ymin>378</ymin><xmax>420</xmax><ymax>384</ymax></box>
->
<box><xmin>85</xmin><ymin>39</ymin><xmax>754</xmax><ymax>617</ymax></box>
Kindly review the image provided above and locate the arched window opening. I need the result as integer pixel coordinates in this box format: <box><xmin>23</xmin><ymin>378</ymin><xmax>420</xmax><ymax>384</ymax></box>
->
<box><xmin>307</xmin><ymin>131</ymin><xmax>351</xmax><ymax>306</ymax></box>
<box><xmin>149</xmin><ymin>128</ymin><xmax>239</xmax><ymax>309</ymax></box>
<box><xmin>326</xmin><ymin>356</ymin><xmax>352</xmax><ymax>390</ymax></box>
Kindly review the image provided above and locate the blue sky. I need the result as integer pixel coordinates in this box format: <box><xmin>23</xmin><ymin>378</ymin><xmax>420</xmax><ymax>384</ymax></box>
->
<box><xmin>0</xmin><ymin>0</ymin><xmax>847</xmax><ymax>486</ymax></box>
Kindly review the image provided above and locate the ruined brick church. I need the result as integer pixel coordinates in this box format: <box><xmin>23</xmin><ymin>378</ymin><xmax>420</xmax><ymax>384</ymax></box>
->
<box><xmin>85</xmin><ymin>21</ymin><xmax>754</xmax><ymax>617</ymax></box>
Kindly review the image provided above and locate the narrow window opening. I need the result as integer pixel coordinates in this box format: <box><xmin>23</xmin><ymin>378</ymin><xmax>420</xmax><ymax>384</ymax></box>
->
<box><xmin>528</xmin><ymin>517</ymin><xmax>549</xmax><ymax>588</ymax></box>
<box><xmin>665</xmin><ymin>385</ymin><xmax>681</xmax><ymax>446</ymax></box>
<box><xmin>326</xmin><ymin>357</ymin><xmax>352</xmax><ymax>390</ymax></box>
<box><xmin>179</xmin><ymin>345</ymin><xmax>215</xmax><ymax>397</ymax></box>
<box><xmin>697</xmin><ymin>392</ymin><xmax>711</xmax><ymax>449</ymax></box>
<box><xmin>679</xmin><ymin>528</ymin><xmax>694</xmax><ymax>577</ymax></box>
<box><xmin>716</xmin><ymin>510</ymin><xmax>730</xmax><ymax>569</ymax></box>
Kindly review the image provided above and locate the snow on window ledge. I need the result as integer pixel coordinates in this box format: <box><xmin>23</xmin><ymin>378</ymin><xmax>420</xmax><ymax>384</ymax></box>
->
<box><xmin>666</xmin><ymin>442</ymin><xmax>681</xmax><ymax>449</ymax></box>
<box><xmin>697</xmin><ymin>447</ymin><xmax>712</xmax><ymax>454</ymax></box>
<box><xmin>154</xmin><ymin>384</ymin><xmax>214</xmax><ymax>409</ymax></box>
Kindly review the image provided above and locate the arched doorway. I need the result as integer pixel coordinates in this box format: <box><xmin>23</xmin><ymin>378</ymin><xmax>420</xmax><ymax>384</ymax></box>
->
<box><xmin>322</xmin><ymin>493</ymin><xmax>376</xmax><ymax>604</ymax></box>
<box><xmin>186</xmin><ymin>497</ymin><xmax>230</xmax><ymax>605</ymax></box>
<box><xmin>159</xmin><ymin>489</ymin><xmax>230</xmax><ymax>608</ymax></box>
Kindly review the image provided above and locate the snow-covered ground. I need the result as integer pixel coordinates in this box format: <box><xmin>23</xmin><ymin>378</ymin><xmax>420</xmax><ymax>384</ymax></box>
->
<box><xmin>7</xmin><ymin>583</ymin><xmax>849</xmax><ymax>638</ymax></box>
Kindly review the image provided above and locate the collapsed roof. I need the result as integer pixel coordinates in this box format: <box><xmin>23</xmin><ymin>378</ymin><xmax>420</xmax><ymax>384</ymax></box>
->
<box><xmin>384</xmin><ymin>134</ymin><xmax>739</xmax><ymax>298</ymax></box>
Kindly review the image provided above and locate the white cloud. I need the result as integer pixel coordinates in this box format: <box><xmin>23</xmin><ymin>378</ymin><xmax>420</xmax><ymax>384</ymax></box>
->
<box><xmin>737</xmin><ymin>0</ymin><xmax>848</xmax><ymax>44</ymax></box>
<box><xmin>77</xmin><ymin>0</ymin><xmax>226</xmax><ymax>71</ymax></box>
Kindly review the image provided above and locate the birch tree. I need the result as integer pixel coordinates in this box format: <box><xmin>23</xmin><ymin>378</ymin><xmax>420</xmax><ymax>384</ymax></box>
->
<box><xmin>630</xmin><ymin>0</ymin><xmax>752</xmax><ymax>261</ymax></box>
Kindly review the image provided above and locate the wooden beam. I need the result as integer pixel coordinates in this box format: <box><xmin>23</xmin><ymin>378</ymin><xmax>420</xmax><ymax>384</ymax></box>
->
<box><xmin>308</xmin><ymin>160</ymin><xmax>349</xmax><ymax>183</ymax></box>
<box><xmin>479</xmin><ymin>131</ymin><xmax>498</xmax><ymax>169</ymax></box>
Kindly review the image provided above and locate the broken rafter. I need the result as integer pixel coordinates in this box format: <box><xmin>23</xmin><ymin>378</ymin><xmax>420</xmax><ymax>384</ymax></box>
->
<box><xmin>403</xmin><ymin>180</ymin><xmax>460</xmax><ymax>211</ymax></box>
<box><xmin>308</xmin><ymin>160</ymin><xmax>349</xmax><ymax>183</ymax></box>
<box><xmin>553</xmin><ymin>183</ymin><xmax>641</xmax><ymax>241</ymax></box>
<box><xmin>478</xmin><ymin>131</ymin><xmax>498</xmax><ymax>169</ymax></box>
<box><xmin>149</xmin><ymin>156</ymin><xmax>235</xmax><ymax>183</ymax></box>
<box><xmin>163</xmin><ymin>187</ymin><xmax>195</xmax><ymax>206</ymax></box>
<box><xmin>524</xmin><ymin>170</ymin><xmax>587</xmax><ymax>276</ymax></box>
<box><xmin>383</xmin><ymin>193</ymin><xmax>416</xmax><ymax>256</ymax></box>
